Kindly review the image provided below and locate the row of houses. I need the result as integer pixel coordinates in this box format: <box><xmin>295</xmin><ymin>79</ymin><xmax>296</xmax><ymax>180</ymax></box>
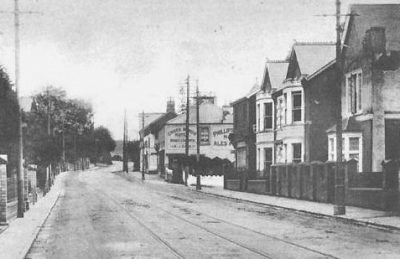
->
<box><xmin>231</xmin><ymin>4</ymin><xmax>400</xmax><ymax>176</ymax></box>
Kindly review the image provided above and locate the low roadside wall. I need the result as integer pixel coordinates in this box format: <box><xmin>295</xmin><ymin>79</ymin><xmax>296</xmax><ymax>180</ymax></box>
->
<box><xmin>225</xmin><ymin>160</ymin><xmax>399</xmax><ymax>212</ymax></box>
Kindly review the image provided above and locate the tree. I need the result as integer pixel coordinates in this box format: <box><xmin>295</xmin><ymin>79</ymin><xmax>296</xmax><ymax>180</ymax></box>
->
<box><xmin>24</xmin><ymin>86</ymin><xmax>95</xmax><ymax>166</ymax></box>
<box><xmin>94</xmin><ymin>126</ymin><xmax>116</xmax><ymax>164</ymax></box>
<box><xmin>0</xmin><ymin>66</ymin><xmax>19</xmax><ymax>175</ymax></box>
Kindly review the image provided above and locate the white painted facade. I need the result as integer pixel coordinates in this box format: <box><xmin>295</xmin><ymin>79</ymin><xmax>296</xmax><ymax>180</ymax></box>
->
<box><xmin>274</xmin><ymin>82</ymin><xmax>305</xmax><ymax>164</ymax></box>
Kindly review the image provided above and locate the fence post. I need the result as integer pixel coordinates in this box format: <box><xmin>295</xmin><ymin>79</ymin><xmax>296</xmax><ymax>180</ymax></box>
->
<box><xmin>287</xmin><ymin>164</ymin><xmax>292</xmax><ymax>198</ymax></box>
<box><xmin>382</xmin><ymin>160</ymin><xmax>399</xmax><ymax>211</ymax></box>
<box><xmin>270</xmin><ymin>165</ymin><xmax>277</xmax><ymax>196</ymax></box>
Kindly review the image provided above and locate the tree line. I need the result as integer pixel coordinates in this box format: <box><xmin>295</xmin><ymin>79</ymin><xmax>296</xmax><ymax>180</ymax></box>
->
<box><xmin>0</xmin><ymin>67</ymin><xmax>116</xmax><ymax>173</ymax></box>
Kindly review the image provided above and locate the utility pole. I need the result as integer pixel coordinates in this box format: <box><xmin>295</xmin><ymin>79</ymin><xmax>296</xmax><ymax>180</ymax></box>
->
<box><xmin>184</xmin><ymin>75</ymin><xmax>190</xmax><ymax>186</ymax></box>
<box><xmin>15</xmin><ymin>0</ymin><xmax>24</xmax><ymax>218</ymax></box>
<box><xmin>0</xmin><ymin>0</ymin><xmax>43</xmax><ymax>217</ymax></box>
<box><xmin>334</xmin><ymin>0</ymin><xmax>345</xmax><ymax>215</ymax></box>
<box><xmin>195</xmin><ymin>80</ymin><xmax>201</xmax><ymax>190</ymax></box>
<box><xmin>46</xmin><ymin>88</ymin><xmax>53</xmax><ymax>188</ymax></box>
<box><xmin>123</xmin><ymin>110</ymin><xmax>128</xmax><ymax>173</ymax></box>
<box><xmin>141</xmin><ymin>111</ymin><xmax>145</xmax><ymax>180</ymax></box>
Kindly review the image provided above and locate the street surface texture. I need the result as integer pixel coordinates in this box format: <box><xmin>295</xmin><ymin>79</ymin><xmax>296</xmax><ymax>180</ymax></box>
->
<box><xmin>25</xmin><ymin>165</ymin><xmax>400</xmax><ymax>259</ymax></box>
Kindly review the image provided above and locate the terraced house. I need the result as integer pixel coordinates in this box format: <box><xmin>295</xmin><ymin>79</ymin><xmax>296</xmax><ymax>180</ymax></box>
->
<box><xmin>327</xmin><ymin>4</ymin><xmax>400</xmax><ymax>172</ymax></box>
<box><xmin>255</xmin><ymin>60</ymin><xmax>288</xmax><ymax>173</ymax></box>
<box><xmin>272</xmin><ymin>42</ymin><xmax>336</xmax><ymax>164</ymax></box>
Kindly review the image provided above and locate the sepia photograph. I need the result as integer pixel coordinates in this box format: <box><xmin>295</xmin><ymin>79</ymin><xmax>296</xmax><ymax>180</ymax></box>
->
<box><xmin>0</xmin><ymin>0</ymin><xmax>400</xmax><ymax>258</ymax></box>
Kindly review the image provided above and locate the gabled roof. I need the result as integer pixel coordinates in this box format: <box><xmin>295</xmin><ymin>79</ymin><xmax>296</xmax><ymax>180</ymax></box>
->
<box><xmin>343</xmin><ymin>4</ymin><xmax>400</xmax><ymax>52</ymax></box>
<box><xmin>231</xmin><ymin>83</ymin><xmax>260</xmax><ymax>105</ymax></box>
<box><xmin>261</xmin><ymin>60</ymin><xmax>288</xmax><ymax>91</ymax></box>
<box><xmin>167</xmin><ymin>103</ymin><xmax>232</xmax><ymax>124</ymax></box>
<box><xmin>245</xmin><ymin>83</ymin><xmax>261</xmax><ymax>98</ymax></box>
<box><xmin>292</xmin><ymin>42</ymin><xmax>336</xmax><ymax>76</ymax></box>
<box><xmin>142</xmin><ymin>112</ymin><xmax>177</xmax><ymax>136</ymax></box>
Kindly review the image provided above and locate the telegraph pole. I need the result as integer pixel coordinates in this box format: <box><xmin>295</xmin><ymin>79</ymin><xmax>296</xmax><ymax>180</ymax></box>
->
<box><xmin>123</xmin><ymin>110</ymin><xmax>128</xmax><ymax>172</ymax></box>
<box><xmin>184</xmin><ymin>75</ymin><xmax>190</xmax><ymax>186</ymax></box>
<box><xmin>195</xmin><ymin>80</ymin><xmax>201</xmax><ymax>190</ymax></box>
<box><xmin>141</xmin><ymin>111</ymin><xmax>145</xmax><ymax>180</ymax></box>
<box><xmin>334</xmin><ymin>0</ymin><xmax>345</xmax><ymax>215</ymax></box>
<box><xmin>0</xmin><ymin>0</ymin><xmax>43</xmax><ymax>218</ymax></box>
<box><xmin>15</xmin><ymin>0</ymin><xmax>24</xmax><ymax>218</ymax></box>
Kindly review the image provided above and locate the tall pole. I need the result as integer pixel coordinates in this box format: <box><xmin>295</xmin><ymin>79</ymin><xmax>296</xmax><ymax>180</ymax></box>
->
<box><xmin>15</xmin><ymin>0</ymin><xmax>24</xmax><ymax>218</ymax></box>
<box><xmin>62</xmin><ymin>117</ymin><xmax>65</xmax><ymax>169</ymax></box>
<box><xmin>195</xmin><ymin>80</ymin><xmax>201</xmax><ymax>190</ymax></box>
<box><xmin>123</xmin><ymin>110</ymin><xmax>128</xmax><ymax>172</ymax></box>
<box><xmin>334</xmin><ymin>0</ymin><xmax>345</xmax><ymax>215</ymax></box>
<box><xmin>184</xmin><ymin>75</ymin><xmax>190</xmax><ymax>186</ymax></box>
<box><xmin>46</xmin><ymin>88</ymin><xmax>53</xmax><ymax>186</ymax></box>
<box><xmin>141</xmin><ymin>111</ymin><xmax>145</xmax><ymax>180</ymax></box>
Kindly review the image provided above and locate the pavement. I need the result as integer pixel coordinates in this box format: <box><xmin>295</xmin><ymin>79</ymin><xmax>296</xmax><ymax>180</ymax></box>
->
<box><xmin>0</xmin><ymin>171</ymin><xmax>68</xmax><ymax>259</ymax></box>
<box><xmin>1</xmin><ymin>167</ymin><xmax>400</xmax><ymax>258</ymax></box>
<box><xmin>194</xmin><ymin>185</ymin><xmax>400</xmax><ymax>231</ymax></box>
<box><xmin>129</xmin><ymin>171</ymin><xmax>400</xmax><ymax>232</ymax></box>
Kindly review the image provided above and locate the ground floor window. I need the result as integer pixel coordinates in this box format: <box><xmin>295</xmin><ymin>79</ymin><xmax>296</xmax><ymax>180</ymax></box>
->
<box><xmin>328</xmin><ymin>133</ymin><xmax>362</xmax><ymax>171</ymax></box>
<box><xmin>292</xmin><ymin>143</ymin><xmax>302</xmax><ymax>163</ymax></box>
<box><xmin>275</xmin><ymin>143</ymin><xmax>287</xmax><ymax>163</ymax></box>
<box><xmin>264</xmin><ymin>147</ymin><xmax>273</xmax><ymax>172</ymax></box>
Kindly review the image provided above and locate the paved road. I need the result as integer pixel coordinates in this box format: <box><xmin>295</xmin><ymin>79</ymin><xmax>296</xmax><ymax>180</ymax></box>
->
<box><xmin>25</xmin><ymin>165</ymin><xmax>400</xmax><ymax>259</ymax></box>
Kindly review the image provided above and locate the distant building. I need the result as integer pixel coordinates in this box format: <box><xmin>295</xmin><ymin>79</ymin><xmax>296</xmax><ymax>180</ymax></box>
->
<box><xmin>161</xmin><ymin>98</ymin><xmax>234</xmax><ymax>181</ymax></box>
<box><xmin>139</xmin><ymin>99</ymin><xmax>176</xmax><ymax>173</ymax></box>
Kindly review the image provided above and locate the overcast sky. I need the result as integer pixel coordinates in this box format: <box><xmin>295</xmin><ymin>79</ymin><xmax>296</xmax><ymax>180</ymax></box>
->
<box><xmin>0</xmin><ymin>0</ymin><xmax>391</xmax><ymax>139</ymax></box>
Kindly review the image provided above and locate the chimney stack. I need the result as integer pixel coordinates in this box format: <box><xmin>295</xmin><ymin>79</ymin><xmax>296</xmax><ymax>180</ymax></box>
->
<box><xmin>364</xmin><ymin>27</ymin><xmax>386</xmax><ymax>56</ymax></box>
<box><xmin>166</xmin><ymin>97</ymin><xmax>175</xmax><ymax>113</ymax></box>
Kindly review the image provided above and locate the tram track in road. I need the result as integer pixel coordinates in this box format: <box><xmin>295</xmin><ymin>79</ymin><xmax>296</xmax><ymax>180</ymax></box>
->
<box><xmin>115</xmin><ymin>174</ymin><xmax>340</xmax><ymax>259</ymax></box>
<box><xmin>152</xmin><ymin>190</ymin><xmax>340</xmax><ymax>259</ymax></box>
<box><xmin>88</xmin><ymin>185</ymin><xmax>275</xmax><ymax>258</ymax></box>
<box><xmin>86</xmin><ymin>185</ymin><xmax>185</xmax><ymax>259</ymax></box>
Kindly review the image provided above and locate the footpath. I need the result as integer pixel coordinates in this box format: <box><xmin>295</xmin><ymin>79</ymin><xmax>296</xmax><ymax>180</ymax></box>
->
<box><xmin>129</xmin><ymin>171</ymin><xmax>400</xmax><ymax>232</ymax></box>
<box><xmin>0</xmin><ymin>171</ymin><xmax>67</xmax><ymax>259</ymax></box>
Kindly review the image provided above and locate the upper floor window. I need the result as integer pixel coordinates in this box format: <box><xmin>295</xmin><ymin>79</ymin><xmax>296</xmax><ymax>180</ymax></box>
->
<box><xmin>347</xmin><ymin>70</ymin><xmax>362</xmax><ymax>114</ymax></box>
<box><xmin>292</xmin><ymin>91</ymin><xmax>302</xmax><ymax>122</ymax></box>
<box><xmin>257</xmin><ymin>104</ymin><xmax>260</xmax><ymax>132</ymax></box>
<box><xmin>264</xmin><ymin>102</ymin><xmax>273</xmax><ymax>130</ymax></box>
<box><xmin>277</xmin><ymin>96</ymin><xmax>286</xmax><ymax>128</ymax></box>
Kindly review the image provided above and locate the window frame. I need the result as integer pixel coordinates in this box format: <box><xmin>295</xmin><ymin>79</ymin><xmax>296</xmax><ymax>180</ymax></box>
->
<box><xmin>263</xmin><ymin>102</ymin><xmax>273</xmax><ymax>130</ymax></box>
<box><xmin>328</xmin><ymin>133</ymin><xmax>362</xmax><ymax>172</ymax></box>
<box><xmin>292</xmin><ymin>143</ymin><xmax>302</xmax><ymax>163</ymax></box>
<box><xmin>264</xmin><ymin>147</ymin><xmax>273</xmax><ymax>171</ymax></box>
<box><xmin>346</xmin><ymin>69</ymin><xmax>362</xmax><ymax>115</ymax></box>
<box><xmin>292</xmin><ymin>91</ymin><xmax>302</xmax><ymax>122</ymax></box>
